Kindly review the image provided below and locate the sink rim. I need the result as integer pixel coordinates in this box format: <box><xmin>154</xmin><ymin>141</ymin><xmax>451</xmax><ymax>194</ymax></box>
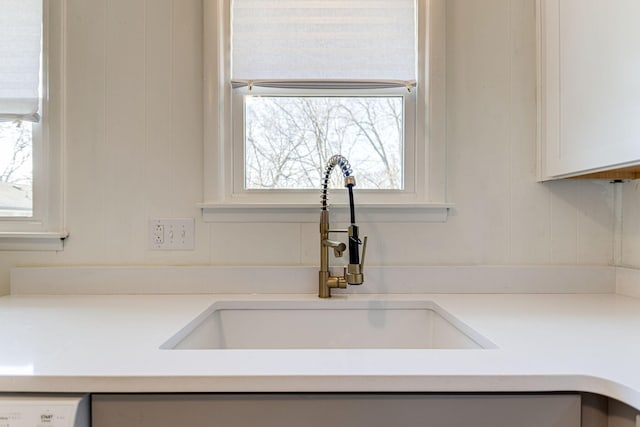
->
<box><xmin>160</xmin><ymin>299</ymin><xmax>497</xmax><ymax>350</ymax></box>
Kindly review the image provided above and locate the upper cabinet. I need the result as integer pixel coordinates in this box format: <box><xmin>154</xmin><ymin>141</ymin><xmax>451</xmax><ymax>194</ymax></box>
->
<box><xmin>537</xmin><ymin>0</ymin><xmax>640</xmax><ymax>180</ymax></box>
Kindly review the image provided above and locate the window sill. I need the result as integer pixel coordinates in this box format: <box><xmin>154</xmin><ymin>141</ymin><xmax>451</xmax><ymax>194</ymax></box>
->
<box><xmin>199</xmin><ymin>202</ymin><xmax>453</xmax><ymax>223</ymax></box>
<box><xmin>0</xmin><ymin>231</ymin><xmax>68</xmax><ymax>251</ymax></box>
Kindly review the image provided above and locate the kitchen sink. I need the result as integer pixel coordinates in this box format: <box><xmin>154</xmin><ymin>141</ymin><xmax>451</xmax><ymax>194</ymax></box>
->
<box><xmin>161</xmin><ymin>300</ymin><xmax>494</xmax><ymax>350</ymax></box>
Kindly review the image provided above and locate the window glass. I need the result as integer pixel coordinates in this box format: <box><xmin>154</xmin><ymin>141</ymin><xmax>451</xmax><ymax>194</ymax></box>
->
<box><xmin>0</xmin><ymin>0</ymin><xmax>41</xmax><ymax>218</ymax></box>
<box><xmin>244</xmin><ymin>95</ymin><xmax>403</xmax><ymax>190</ymax></box>
<box><xmin>0</xmin><ymin>121</ymin><xmax>33</xmax><ymax>216</ymax></box>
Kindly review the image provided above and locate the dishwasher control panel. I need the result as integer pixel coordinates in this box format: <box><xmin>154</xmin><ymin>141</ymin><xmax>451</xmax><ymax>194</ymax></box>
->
<box><xmin>0</xmin><ymin>395</ymin><xmax>88</xmax><ymax>427</ymax></box>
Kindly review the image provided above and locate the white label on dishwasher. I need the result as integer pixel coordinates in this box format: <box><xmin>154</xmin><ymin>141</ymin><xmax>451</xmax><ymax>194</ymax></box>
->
<box><xmin>0</xmin><ymin>402</ymin><xmax>74</xmax><ymax>427</ymax></box>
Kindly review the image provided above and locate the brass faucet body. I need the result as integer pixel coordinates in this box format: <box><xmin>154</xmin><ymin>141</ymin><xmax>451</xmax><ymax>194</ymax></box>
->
<box><xmin>318</xmin><ymin>211</ymin><xmax>366</xmax><ymax>298</ymax></box>
<box><xmin>319</xmin><ymin>211</ymin><xmax>348</xmax><ymax>298</ymax></box>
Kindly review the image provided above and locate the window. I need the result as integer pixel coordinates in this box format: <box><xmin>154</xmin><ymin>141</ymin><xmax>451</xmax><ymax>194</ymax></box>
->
<box><xmin>0</xmin><ymin>0</ymin><xmax>65</xmax><ymax>250</ymax></box>
<box><xmin>202</xmin><ymin>0</ymin><xmax>449</xmax><ymax>222</ymax></box>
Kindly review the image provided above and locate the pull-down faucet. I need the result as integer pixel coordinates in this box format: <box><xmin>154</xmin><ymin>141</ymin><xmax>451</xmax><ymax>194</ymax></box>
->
<box><xmin>319</xmin><ymin>155</ymin><xmax>367</xmax><ymax>298</ymax></box>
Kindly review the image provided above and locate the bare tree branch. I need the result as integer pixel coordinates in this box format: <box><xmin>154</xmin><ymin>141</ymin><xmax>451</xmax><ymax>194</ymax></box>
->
<box><xmin>0</xmin><ymin>121</ymin><xmax>33</xmax><ymax>185</ymax></box>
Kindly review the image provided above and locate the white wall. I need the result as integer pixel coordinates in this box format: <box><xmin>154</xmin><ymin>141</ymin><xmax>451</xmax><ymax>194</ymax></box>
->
<box><xmin>0</xmin><ymin>0</ymin><xmax>617</xmax><ymax>295</ymax></box>
<box><xmin>622</xmin><ymin>182</ymin><xmax>640</xmax><ymax>268</ymax></box>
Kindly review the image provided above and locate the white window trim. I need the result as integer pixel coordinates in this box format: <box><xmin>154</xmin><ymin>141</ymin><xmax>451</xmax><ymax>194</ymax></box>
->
<box><xmin>201</xmin><ymin>0</ymin><xmax>451</xmax><ymax>223</ymax></box>
<box><xmin>0</xmin><ymin>0</ymin><xmax>67</xmax><ymax>250</ymax></box>
<box><xmin>232</xmin><ymin>86</ymin><xmax>416</xmax><ymax>198</ymax></box>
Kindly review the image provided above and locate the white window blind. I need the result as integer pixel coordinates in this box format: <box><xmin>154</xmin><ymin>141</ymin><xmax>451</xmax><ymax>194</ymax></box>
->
<box><xmin>0</xmin><ymin>0</ymin><xmax>42</xmax><ymax>122</ymax></box>
<box><xmin>231</xmin><ymin>0</ymin><xmax>416</xmax><ymax>89</ymax></box>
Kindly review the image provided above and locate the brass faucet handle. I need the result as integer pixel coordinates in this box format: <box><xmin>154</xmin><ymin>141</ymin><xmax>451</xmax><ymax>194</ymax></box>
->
<box><xmin>360</xmin><ymin>236</ymin><xmax>368</xmax><ymax>272</ymax></box>
<box><xmin>328</xmin><ymin>275</ymin><xmax>347</xmax><ymax>290</ymax></box>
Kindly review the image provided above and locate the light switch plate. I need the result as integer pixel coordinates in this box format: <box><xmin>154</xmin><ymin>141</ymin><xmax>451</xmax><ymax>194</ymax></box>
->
<box><xmin>149</xmin><ymin>218</ymin><xmax>195</xmax><ymax>250</ymax></box>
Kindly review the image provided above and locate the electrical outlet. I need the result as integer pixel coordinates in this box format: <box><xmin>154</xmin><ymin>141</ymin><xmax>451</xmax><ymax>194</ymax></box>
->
<box><xmin>152</xmin><ymin>224</ymin><xmax>164</xmax><ymax>244</ymax></box>
<box><xmin>149</xmin><ymin>218</ymin><xmax>195</xmax><ymax>250</ymax></box>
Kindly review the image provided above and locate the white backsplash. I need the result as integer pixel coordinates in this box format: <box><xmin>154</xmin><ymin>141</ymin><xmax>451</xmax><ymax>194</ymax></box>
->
<box><xmin>0</xmin><ymin>0</ymin><xmax>625</xmax><ymax>294</ymax></box>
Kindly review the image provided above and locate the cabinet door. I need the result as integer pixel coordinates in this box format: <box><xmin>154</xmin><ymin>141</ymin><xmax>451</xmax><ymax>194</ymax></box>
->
<box><xmin>538</xmin><ymin>0</ymin><xmax>640</xmax><ymax>179</ymax></box>
<box><xmin>609</xmin><ymin>398</ymin><xmax>640</xmax><ymax>427</ymax></box>
<box><xmin>92</xmin><ymin>393</ymin><xmax>580</xmax><ymax>427</ymax></box>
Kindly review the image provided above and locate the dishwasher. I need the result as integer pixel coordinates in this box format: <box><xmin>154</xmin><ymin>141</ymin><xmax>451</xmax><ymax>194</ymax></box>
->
<box><xmin>0</xmin><ymin>394</ymin><xmax>88</xmax><ymax>427</ymax></box>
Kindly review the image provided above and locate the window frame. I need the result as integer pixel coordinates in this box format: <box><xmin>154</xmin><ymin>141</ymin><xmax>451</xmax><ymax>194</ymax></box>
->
<box><xmin>232</xmin><ymin>86</ymin><xmax>417</xmax><ymax>202</ymax></box>
<box><xmin>202</xmin><ymin>0</ymin><xmax>451</xmax><ymax>223</ymax></box>
<box><xmin>0</xmin><ymin>0</ymin><xmax>66</xmax><ymax>250</ymax></box>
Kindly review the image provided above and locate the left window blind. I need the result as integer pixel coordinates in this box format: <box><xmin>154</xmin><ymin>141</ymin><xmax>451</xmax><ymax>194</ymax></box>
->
<box><xmin>0</xmin><ymin>0</ymin><xmax>42</xmax><ymax>122</ymax></box>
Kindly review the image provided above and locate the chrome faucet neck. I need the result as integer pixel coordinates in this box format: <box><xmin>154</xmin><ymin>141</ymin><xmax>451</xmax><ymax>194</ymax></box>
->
<box><xmin>320</xmin><ymin>154</ymin><xmax>354</xmax><ymax>212</ymax></box>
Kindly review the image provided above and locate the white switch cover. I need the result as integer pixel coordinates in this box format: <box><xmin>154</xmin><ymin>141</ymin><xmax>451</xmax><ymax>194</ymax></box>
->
<box><xmin>149</xmin><ymin>218</ymin><xmax>195</xmax><ymax>250</ymax></box>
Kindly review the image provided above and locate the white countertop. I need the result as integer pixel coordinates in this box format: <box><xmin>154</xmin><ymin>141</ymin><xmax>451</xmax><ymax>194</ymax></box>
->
<box><xmin>1</xmin><ymin>292</ymin><xmax>639</xmax><ymax>410</ymax></box>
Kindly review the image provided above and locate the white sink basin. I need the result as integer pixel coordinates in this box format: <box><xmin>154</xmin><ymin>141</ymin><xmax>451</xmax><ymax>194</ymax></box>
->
<box><xmin>161</xmin><ymin>300</ymin><xmax>494</xmax><ymax>350</ymax></box>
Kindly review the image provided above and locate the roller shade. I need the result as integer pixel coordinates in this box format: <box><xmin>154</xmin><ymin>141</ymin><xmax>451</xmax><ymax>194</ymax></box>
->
<box><xmin>231</xmin><ymin>0</ymin><xmax>416</xmax><ymax>88</ymax></box>
<box><xmin>0</xmin><ymin>0</ymin><xmax>42</xmax><ymax>122</ymax></box>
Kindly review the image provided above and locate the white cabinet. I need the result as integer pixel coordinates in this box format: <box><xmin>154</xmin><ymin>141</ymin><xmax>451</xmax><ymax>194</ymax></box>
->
<box><xmin>538</xmin><ymin>0</ymin><xmax>640</xmax><ymax>180</ymax></box>
<box><xmin>92</xmin><ymin>393</ymin><xmax>581</xmax><ymax>427</ymax></box>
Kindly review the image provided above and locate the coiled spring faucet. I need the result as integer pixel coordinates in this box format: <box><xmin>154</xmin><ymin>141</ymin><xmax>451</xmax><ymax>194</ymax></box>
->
<box><xmin>319</xmin><ymin>155</ymin><xmax>368</xmax><ymax>298</ymax></box>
